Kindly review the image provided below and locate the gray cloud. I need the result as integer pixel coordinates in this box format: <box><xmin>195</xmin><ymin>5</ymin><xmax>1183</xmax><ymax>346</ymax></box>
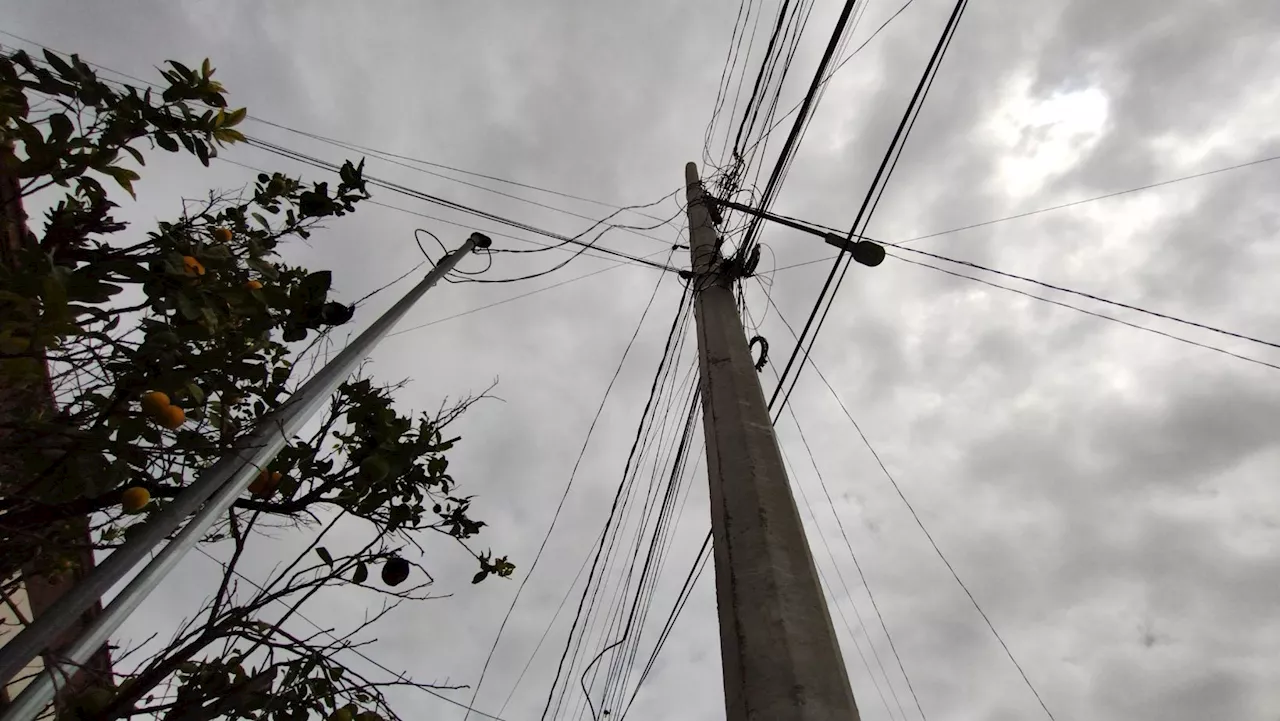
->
<box><xmin>5</xmin><ymin>0</ymin><xmax>1280</xmax><ymax>719</ymax></box>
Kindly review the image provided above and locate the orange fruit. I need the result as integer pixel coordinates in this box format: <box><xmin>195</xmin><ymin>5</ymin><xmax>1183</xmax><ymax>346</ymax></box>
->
<box><xmin>244</xmin><ymin>280</ymin><xmax>263</xmax><ymax>290</ymax></box>
<box><xmin>157</xmin><ymin>404</ymin><xmax>186</xmax><ymax>430</ymax></box>
<box><xmin>140</xmin><ymin>391</ymin><xmax>170</xmax><ymax>417</ymax></box>
<box><xmin>247</xmin><ymin>469</ymin><xmax>282</xmax><ymax>498</ymax></box>
<box><xmin>121</xmin><ymin>487</ymin><xmax>151</xmax><ymax>513</ymax></box>
<box><xmin>212</xmin><ymin>227</ymin><xmax>233</xmax><ymax>243</ymax></box>
<box><xmin>182</xmin><ymin>256</ymin><xmax>206</xmax><ymax>277</ymax></box>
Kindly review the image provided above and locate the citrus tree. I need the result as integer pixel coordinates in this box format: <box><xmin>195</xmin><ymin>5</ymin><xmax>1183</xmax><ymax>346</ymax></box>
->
<box><xmin>0</xmin><ymin>48</ymin><xmax>511</xmax><ymax>721</ymax></box>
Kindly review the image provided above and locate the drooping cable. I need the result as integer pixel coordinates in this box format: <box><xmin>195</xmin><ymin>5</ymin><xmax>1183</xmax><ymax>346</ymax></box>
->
<box><xmin>462</xmin><ymin>251</ymin><xmax>676</xmax><ymax>721</ymax></box>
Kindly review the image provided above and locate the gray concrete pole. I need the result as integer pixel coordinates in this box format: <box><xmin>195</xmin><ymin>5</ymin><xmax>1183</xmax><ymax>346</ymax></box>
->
<box><xmin>684</xmin><ymin>162</ymin><xmax>860</xmax><ymax>721</ymax></box>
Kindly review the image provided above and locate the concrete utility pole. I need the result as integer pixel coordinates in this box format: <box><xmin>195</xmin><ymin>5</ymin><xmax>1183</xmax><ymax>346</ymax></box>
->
<box><xmin>683</xmin><ymin>162</ymin><xmax>860</xmax><ymax>721</ymax></box>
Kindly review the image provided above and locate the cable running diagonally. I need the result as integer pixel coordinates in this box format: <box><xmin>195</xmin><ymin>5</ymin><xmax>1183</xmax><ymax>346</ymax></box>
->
<box><xmin>768</xmin><ymin>0</ymin><xmax>971</xmax><ymax>419</ymax></box>
<box><xmin>463</xmin><ymin>251</ymin><xmax>676</xmax><ymax>721</ymax></box>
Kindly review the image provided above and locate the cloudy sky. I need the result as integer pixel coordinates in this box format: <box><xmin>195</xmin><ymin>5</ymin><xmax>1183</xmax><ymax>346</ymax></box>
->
<box><xmin>5</xmin><ymin>0</ymin><xmax>1280</xmax><ymax>719</ymax></box>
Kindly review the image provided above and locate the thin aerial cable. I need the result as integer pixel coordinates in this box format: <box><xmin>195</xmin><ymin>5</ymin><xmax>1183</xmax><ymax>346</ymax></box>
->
<box><xmin>569</xmin><ymin>304</ymin><xmax>697</xmax><ymax>721</ymax></box>
<box><xmin>775</xmin><ymin>447</ymin><xmax>901</xmax><ymax>721</ymax></box>
<box><xmin>217</xmin><ymin>152</ymin><xmax>665</xmax><ymax>274</ymax></box>
<box><xmin>761</xmin><ymin>290</ymin><xmax>1058</xmax><ymax>719</ymax></box>
<box><xmin>385</xmin><ymin>249</ymin><xmax>676</xmax><ymax>339</ymax></box>
<box><xmin>738</xmin><ymin>0</ymin><xmax>919</xmax><ymax>159</ymax></box>
<box><xmin>764</xmin><ymin>151</ymin><xmax>1280</xmax><ymax>273</ymax></box>
<box><xmin>892</xmin><ymin>245</ymin><xmax>1280</xmax><ymax>351</ymax></box>
<box><xmin>771</xmin><ymin>327</ymin><xmax>926</xmax><ymax>721</ymax></box>
<box><xmin>240</xmin><ymin>136</ymin><xmax>684</xmax><ymax>276</ymax></box>
<box><xmin>463</xmin><ymin>253</ymin><xmax>676</xmax><ymax>721</ymax></box>
<box><xmin>890</xmin><ymin>253</ymin><xmax>1280</xmax><ymax>372</ymax></box>
<box><xmin>768</xmin><ymin>0</ymin><xmax>970</xmax><ymax>419</ymax></box>
<box><xmin>540</xmin><ymin>288</ymin><xmax>694</xmax><ymax>721</ymax></box>
<box><xmin>735</xmin><ymin>0</ymin><xmax>866</xmax><ymax>261</ymax></box>
<box><xmin>744</xmin><ymin>300</ymin><xmax>908</xmax><ymax>720</ymax></box>
<box><xmin>495</xmin><ymin>526</ymin><xmax>607</xmax><ymax>717</ymax></box>
<box><xmin>616</xmin><ymin>531</ymin><xmax>712</xmax><ymax>721</ymax></box>
<box><xmin>0</xmin><ymin>28</ymin><xmax>680</xmax><ymax>232</ymax></box>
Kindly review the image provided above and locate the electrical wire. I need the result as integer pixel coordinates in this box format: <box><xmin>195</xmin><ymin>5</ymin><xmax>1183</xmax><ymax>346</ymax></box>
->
<box><xmin>759</xmin><ymin>290</ymin><xmax>1058</xmax><ymax>719</ymax></box>
<box><xmin>889</xmin><ymin>253</ymin><xmax>1280</xmax><ymax>372</ymax></box>
<box><xmin>462</xmin><ymin>250</ymin><xmax>676</xmax><ymax>721</ymax></box>
<box><xmin>541</xmin><ymin>288</ymin><xmax>694</xmax><ymax>721</ymax></box>
<box><xmin>768</xmin><ymin>0</ymin><xmax>971</xmax><ymax>420</ymax></box>
<box><xmin>553</xmin><ymin>296</ymin><xmax>696</xmax><ymax>721</ymax></box>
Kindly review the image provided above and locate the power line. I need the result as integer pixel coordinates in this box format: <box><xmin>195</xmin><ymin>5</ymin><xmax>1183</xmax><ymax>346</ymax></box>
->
<box><xmin>763</xmin><ymin>152</ymin><xmax>1280</xmax><ymax>269</ymax></box>
<box><xmin>768</xmin><ymin>0</ymin><xmax>971</xmax><ymax>419</ymax></box>
<box><xmin>736</xmin><ymin>0</ymin><xmax>919</xmax><ymax>161</ymax></box>
<box><xmin>463</xmin><ymin>251</ymin><xmax>677</xmax><ymax>721</ymax></box>
<box><xmin>756</xmin><ymin>291</ymin><xmax>1057</xmax><ymax>720</ymax></box>
<box><xmin>740</xmin><ymin>199</ymin><xmax>1280</xmax><ymax>356</ymax></box>
<box><xmin>733</xmin><ymin>0</ymin><xmax>867</xmax><ymax>263</ymax></box>
<box><xmin>240</xmin><ymin>135</ymin><xmax>685</xmax><ymax>277</ymax></box>
<box><xmin>749</xmin><ymin>298</ymin><xmax>922</xmax><ymax>721</ymax></box>
<box><xmin>547</xmin><ymin>291</ymin><xmax>695</xmax><ymax>721</ymax></box>
<box><xmin>892</xmin><ymin>245</ymin><xmax>1280</xmax><ymax>352</ymax></box>
<box><xmin>5</xmin><ymin>37</ymin><xmax>686</xmax><ymax>281</ymax></box>
<box><xmin>0</xmin><ymin>27</ymin><xmax>680</xmax><ymax>237</ymax></box>
<box><xmin>889</xmin><ymin>253</ymin><xmax>1280</xmax><ymax>372</ymax></box>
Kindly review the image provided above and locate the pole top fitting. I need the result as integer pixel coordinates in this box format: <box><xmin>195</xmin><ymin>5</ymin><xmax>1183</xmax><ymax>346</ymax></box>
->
<box><xmin>469</xmin><ymin>232</ymin><xmax>493</xmax><ymax>250</ymax></box>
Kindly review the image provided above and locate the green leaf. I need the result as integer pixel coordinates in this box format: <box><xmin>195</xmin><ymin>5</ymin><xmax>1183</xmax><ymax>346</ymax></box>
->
<box><xmin>123</xmin><ymin>145</ymin><xmax>146</xmax><ymax>167</ymax></box>
<box><xmin>247</xmin><ymin>257</ymin><xmax>279</xmax><ymax>280</ymax></box>
<box><xmin>101</xmin><ymin>166</ymin><xmax>141</xmax><ymax>199</ymax></box>
<box><xmin>224</xmin><ymin>107</ymin><xmax>248</xmax><ymax>127</ymax></box>
<box><xmin>47</xmin><ymin>113</ymin><xmax>73</xmax><ymax>144</ymax></box>
<box><xmin>316</xmin><ymin>547</ymin><xmax>333</xmax><ymax>565</ymax></box>
<box><xmin>201</xmin><ymin>58</ymin><xmax>212</xmax><ymax>78</ymax></box>
<box><xmin>299</xmin><ymin>271</ymin><xmax>332</xmax><ymax>301</ymax></box>
<box><xmin>186</xmin><ymin>383</ymin><xmax>205</xmax><ymax>404</ymax></box>
<box><xmin>352</xmin><ymin>563</ymin><xmax>368</xmax><ymax>584</ymax></box>
<box><xmin>154</xmin><ymin>132</ymin><xmax>179</xmax><ymax>152</ymax></box>
<box><xmin>175</xmin><ymin>293</ymin><xmax>200</xmax><ymax>320</ymax></box>
<box><xmin>42</xmin><ymin>49</ymin><xmax>74</xmax><ymax>79</ymax></box>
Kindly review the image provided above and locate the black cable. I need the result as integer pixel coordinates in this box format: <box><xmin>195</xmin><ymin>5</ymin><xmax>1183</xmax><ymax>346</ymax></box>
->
<box><xmin>462</xmin><ymin>251</ymin><xmax>676</xmax><ymax>721</ymax></box>
<box><xmin>741</xmin><ymin>297</ymin><xmax>911</xmax><ymax>720</ymax></box>
<box><xmin>616</xmin><ymin>531</ymin><xmax>712</xmax><ymax>721</ymax></box>
<box><xmin>494</xmin><ymin>526</ymin><xmax>606</xmax><ymax>717</ymax></box>
<box><xmin>768</xmin><ymin>0</ymin><xmax>971</xmax><ymax>419</ymax></box>
<box><xmin>564</xmin><ymin>300</ymin><xmax>697</xmax><ymax>721</ymax></box>
<box><xmin>540</xmin><ymin>287</ymin><xmax>694</xmax><ymax>721</ymax></box>
<box><xmin>894</xmin><ymin>245</ymin><xmax>1280</xmax><ymax>352</ymax></box>
<box><xmin>735</xmin><ymin>0</ymin><xmax>864</xmax><ymax>262</ymax></box>
<box><xmin>242</xmin><ymin>136</ymin><xmax>684</xmax><ymax>278</ymax></box>
<box><xmin>737</xmin><ymin>0</ymin><xmax>919</xmax><ymax>160</ymax></box>
<box><xmin>596</xmin><ymin>392</ymin><xmax>701</xmax><ymax>714</ymax></box>
<box><xmin>570</xmin><ymin>309</ymin><xmax>696</xmax><ymax>721</ymax></box>
<box><xmin>890</xmin><ymin>253</ymin><xmax>1280</xmax><ymax>372</ymax></box>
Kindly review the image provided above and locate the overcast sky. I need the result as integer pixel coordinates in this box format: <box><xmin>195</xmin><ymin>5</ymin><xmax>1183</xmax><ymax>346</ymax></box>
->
<box><xmin>5</xmin><ymin>1</ymin><xmax>1280</xmax><ymax>720</ymax></box>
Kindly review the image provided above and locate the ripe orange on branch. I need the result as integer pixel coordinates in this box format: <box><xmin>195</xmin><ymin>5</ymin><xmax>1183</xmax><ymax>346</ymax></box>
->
<box><xmin>212</xmin><ymin>227</ymin><xmax>233</xmax><ymax>243</ymax></box>
<box><xmin>158</xmin><ymin>404</ymin><xmax>186</xmax><ymax>430</ymax></box>
<box><xmin>121</xmin><ymin>487</ymin><xmax>151</xmax><ymax>513</ymax></box>
<box><xmin>182</xmin><ymin>256</ymin><xmax>206</xmax><ymax>277</ymax></box>
<box><xmin>140</xmin><ymin>391</ymin><xmax>170</xmax><ymax>417</ymax></box>
<box><xmin>247</xmin><ymin>469</ymin><xmax>283</xmax><ymax>498</ymax></box>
